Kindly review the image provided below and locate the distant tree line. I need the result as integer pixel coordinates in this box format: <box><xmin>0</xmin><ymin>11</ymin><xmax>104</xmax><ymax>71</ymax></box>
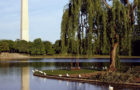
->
<box><xmin>0</xmin><ymin>37</ymin><xmax>140</xmax><ymax>56</ymax></box>
<box><xmin>0</xmin><ymin>38</ymin><xmax>61</xmax><ymax>55</ymax></box>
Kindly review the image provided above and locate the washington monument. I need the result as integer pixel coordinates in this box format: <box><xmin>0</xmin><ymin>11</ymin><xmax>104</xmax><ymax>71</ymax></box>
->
<box><xmin>21</xmin><ymin>0</ymin><xmax>29</xmax><ymax>41</ymax></box>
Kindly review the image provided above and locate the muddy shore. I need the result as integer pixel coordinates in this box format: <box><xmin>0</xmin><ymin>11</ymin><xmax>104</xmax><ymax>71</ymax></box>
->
<box><xmin>1</xmin><ymin>53</ymin><xmax>140</xmax><ymax>60</ymax></box>
<box><xmin>34</xmin><ymin>73</ymin><xmax>140</xmax><ymax>89</ymax></box>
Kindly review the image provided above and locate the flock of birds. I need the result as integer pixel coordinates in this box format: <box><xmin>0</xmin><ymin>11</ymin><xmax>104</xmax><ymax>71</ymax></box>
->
<box><xmin>32</xmin><ymin>69</ymin><xmax>47</xmax><ymax>76</ymax></box>
<box><xmin>32</xmin><ymin>69</ymin><xmax>82</xmax><ymax>78</ymax></box>
<box><xmin>32</xmin><ymin>68</ymin><xmax>113</xmax><ymax>90</ymax></box>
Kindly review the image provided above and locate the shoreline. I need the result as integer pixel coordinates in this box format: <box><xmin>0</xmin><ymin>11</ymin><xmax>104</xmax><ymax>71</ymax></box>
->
<box><xmin>1</xmin><ymin>53</ymin><xmax>140</xmax><ymax>60</ymax></box>
<box><xmin>33</xmin><ymin>73</ymin><xmax>140</xmax><ymax>88</ymax></box>
<box><xmin>1</xmin><ymin>55</ymin><xmax>140</xmax><ymax>60</ymax></box>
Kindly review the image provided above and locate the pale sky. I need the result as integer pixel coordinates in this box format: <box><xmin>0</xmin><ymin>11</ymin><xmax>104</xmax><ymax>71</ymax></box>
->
<box><xmin>0</xmin><ymin>0</ymin><xmax>133</xmax><ymax>43</ymax></box>
<box><xmin>0</xmin><ymin>0</ymin><xmax>68</xmax><ymax>43</ymax></box>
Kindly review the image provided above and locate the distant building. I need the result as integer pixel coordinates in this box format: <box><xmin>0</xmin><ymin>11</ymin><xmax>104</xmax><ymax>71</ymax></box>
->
<box><xmin>21</xmin><ymin>0</ymin><xmax>29</xmax><ymax>41</ymax></box>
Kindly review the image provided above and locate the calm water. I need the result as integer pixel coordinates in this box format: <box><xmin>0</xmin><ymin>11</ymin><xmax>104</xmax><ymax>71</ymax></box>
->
<box><xmin>0</xmin><ymin>58</ymin><xmax>140</xmax><ymax>90</ymax></box>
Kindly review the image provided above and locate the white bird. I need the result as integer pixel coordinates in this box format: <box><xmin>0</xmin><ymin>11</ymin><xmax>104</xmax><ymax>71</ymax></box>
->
<box><xmin>102</xmin><ymin>67</ymin><xmax>105</xmax><ymax>70</ymax></box>
<box><xmin>39</xmin><ymin>71</ymin><xmax>43</xmax><ymax>74</ymax></box>
<box><xmin>105</xmin><ymin>66</ymin><xmax>108</xmax><ymax>70</ymax></box>
<box><xmin>59</xmin><ymin>74</ymin><xmax>62</xmax><ymax>77</ymax></box>
<box><xmin>35</xmin><ymin>69</ymin><xmax>39</xmax><ymax>72</ymax></box>
<box><xmin>78</xmin><ymin>74</ymin><xmax>81</xmax><ymax>78</ymax></box>
<box><xmin>66</xmin><ymin>73</ymin><xmax>70</xmax><ymax>77</ymax></box>
<box><xmin>109</xmin><ymin>85</ymin><xmax>113</xmax><ymax>90</ymax></box>
<box><xmin>32</xmin><ymin>70</ymin><xmax>35</xmax><ymax>73</ymax></box>
<box><xmin>44</xmin><ymin>72</ymin><xmax>46</xmax><ymax>76</ymax></box>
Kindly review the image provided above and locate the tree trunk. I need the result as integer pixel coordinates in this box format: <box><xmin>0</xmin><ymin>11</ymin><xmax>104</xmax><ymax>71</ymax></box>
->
<box><xmin>109</xmin><ymin>42</ymin><xmax>119</xmax><ymax>72</ymax></box>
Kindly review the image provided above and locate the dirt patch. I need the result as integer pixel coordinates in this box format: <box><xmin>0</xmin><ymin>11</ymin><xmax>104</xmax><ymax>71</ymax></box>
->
<box><xmin>0</xmin><ymin>52</ymin><xmax>29</xmax><ymax>60</ymax></box>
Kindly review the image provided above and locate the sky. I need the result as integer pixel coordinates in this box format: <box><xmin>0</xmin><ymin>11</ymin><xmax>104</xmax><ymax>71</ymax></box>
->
<box><xmin>0</xmin><ymin>0</ymin><xmax>68</xmax><ymax>43</ymax></box>
<box><xmin>0</xmin><ymin>0</ymin><xmax>133</xmax><ymax>43</ymax></box>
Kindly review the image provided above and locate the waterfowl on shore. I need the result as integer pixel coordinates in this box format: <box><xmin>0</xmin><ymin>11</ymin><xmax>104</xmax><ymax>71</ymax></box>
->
<box><xmin>78</xmin><ymin>74</ymin><xmax>81</xmax><ymax>78</ymax></box>
<box><xmin>35</xmin><ymin>69</ymin><xmax>39</xmax><ymax>72</ymax></box>
<box><xmin>59</xmin><ymin>74</ymin><xmax>62</xmax><ymax>77</ymax></box>
<box><xmin>102</xmin><ymin>67</ymin><xmax>105</xmax><ymax>70</ymax></box>
<box><xmin>91</xmin><ymin>66</ymin><xmax>94</xmax><ymax>69</ymax></box>
<box><xmin>32</xmin><ymin>70</ymin><xmax>35</xmax><ymax>73</ymax></box>
<box><xmin>109</xmin><ymin>85</ymin><xmax>113</xmax><ymax>90</ymax></box>
<box><xmin>66</xmin><ymin>73</ymin><xmax>70</xmax><ymax>77</ymax></box>
<box><xmin>105</xmin><ymin>66</ymin><xmax>108</xmax><ymax>70</ymax></box>
<box><xmin>43</xmin><ymin>72</ymin><xmax>46</xmax><ymax>75</ymax></box>
<box><xmin>39</xmin><ymin>71</ymin><xmax>43</xmax><ymax>74</ymax></box>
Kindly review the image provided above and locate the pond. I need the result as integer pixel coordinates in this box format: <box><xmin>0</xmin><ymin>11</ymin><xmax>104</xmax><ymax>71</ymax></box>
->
<box><xmin>0</xmin><ymin>58</ymin><xmax>140</xmax><ymax>90</ymax></box>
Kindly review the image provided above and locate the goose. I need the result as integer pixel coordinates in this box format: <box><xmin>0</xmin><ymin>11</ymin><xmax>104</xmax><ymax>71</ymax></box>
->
<box><xmin>32</xmin><ymin>70</ymin><xmax>35</xmax><ymax>73</ymax></box>
<box><xmin>105</xmin><ymin>66</ymin><xmax>108</xmax><ymax>70</ymax></box>
<box><xmin>39</xmin><ymin>71</ymin><xmax>43</xmax><ymax>74</ymax></box>
<box><xmin>59</xmin><ymin>74</ymin><xmax>62</xmax><ymax>77</ymax></box>
<box><xmin>109</xmin><ymin>85</ymin><xmax>113</xmax><ymax>90</ymax></box>
<box><xmin>44</xmin><ymin>72</ymin><xmax>46</xmax><ymax>76</ymax></box>
<box><xmin>35</xmin><ymin>69</ymin><xmax>38</xmax><ymax>72</ymax></box>
<box><xmin>78</xmin><ymin>74</ymin><xmax>81</xmax><ymax>78</ymax></box>
<box><xmin>66</xmin><ymin>73</ymin><xmax>70</xmax><ymax>77</ymax></box>
<box><xmin>102</xmin><ymin>67</ymin><xmax>105</xmax><ymax>70</ymax></box>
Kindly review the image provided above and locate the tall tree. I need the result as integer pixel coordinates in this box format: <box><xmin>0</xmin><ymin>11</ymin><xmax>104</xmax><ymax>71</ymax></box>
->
<box><xmin>61</xmin><ymin>0</ymin><xmax>138</xmax><ymax>71</ymax></box>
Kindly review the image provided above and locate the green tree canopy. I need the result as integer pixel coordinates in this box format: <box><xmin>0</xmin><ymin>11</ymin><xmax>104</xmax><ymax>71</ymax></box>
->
<box><xmin>44</xmin><ymin>41</ymin><xmax>54</xmax><ymax>55</ymax></box>
<box><xmin>30</xmin><ymin>38</ymin><xmax>46</xmax><ymax>55</ymax></box>
<box><xmin>0</xmin><ymin>40</ymin><xmax>10</xmax><ymax>52</ymax></box>
<box><xmin>53</xmin><ymin>40</ymin><xmax>61</xmax><ymax>54</ymax></box>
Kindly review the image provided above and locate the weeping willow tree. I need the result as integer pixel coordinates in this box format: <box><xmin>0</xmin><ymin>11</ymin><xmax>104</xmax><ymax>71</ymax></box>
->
<box><xmin>61</xmin><ymin>0</ymin><xmax>138</xmax><ymax>71</ymax></box>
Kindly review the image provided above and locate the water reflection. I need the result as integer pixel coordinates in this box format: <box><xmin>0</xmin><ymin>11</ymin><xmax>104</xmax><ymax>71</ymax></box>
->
<box><xmin>21</xmin><ymin>66</ymin><xmax>30</xmax><ymax>90</ymax></box>
<box><xmin>0</xmin><ymin>58</ymin><xmax>139</xmax><ymax>90</ymax></box>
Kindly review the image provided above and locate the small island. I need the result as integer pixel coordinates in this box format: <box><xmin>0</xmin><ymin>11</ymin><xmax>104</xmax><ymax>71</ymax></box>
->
<box><xmin>33</xmin><ymin>67</ymin><xmax>140</xmax><ymax>88</ymax></box>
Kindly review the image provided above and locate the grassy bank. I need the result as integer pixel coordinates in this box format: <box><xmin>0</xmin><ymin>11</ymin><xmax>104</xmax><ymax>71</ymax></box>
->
<box><xmin>34</xmin><ymin>68</ymin><xmax>140</xmax><ymax>85</ymax></box>
<box><xmin>1</xmin><ymin>52</ymin><xmax>140</xmax><ymax>60</ymax></box>
<box><xmin>30</xmin><ymin>55</ymin><xmax>140</xmax><ymax>59</ymax></box>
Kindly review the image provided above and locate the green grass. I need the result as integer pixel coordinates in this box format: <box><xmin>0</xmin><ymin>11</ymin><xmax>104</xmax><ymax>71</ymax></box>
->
<box><xmin>35</xmin><ymin>69</ymin><xmax>95</xmax><ymax>76</ymax></box>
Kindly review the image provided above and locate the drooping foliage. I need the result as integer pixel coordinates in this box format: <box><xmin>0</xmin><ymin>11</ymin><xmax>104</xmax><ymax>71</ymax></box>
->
<box><xmin>61</xmin><ymin>0</ymin><xmax>138</xmax><ymax>56</ymax></box>
<box><xmin>61</xmin><ymin>0</ymin><xmax>138</xmax><ymax>70</ymax></box>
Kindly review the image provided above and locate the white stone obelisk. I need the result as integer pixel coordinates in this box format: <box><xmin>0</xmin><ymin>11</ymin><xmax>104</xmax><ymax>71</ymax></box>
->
<box><xmin>21</xmin><ymin>0</ymin><xmax>29</xmax><ymax>41</ymax></box>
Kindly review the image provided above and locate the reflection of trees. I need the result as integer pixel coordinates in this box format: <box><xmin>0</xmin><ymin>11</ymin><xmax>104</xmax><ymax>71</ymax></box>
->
<box><xmin>0</xmin><ymin>59</ymin><xmax>139</xmax><ymax>70</ymax></box>
<box><xmin>21</xmin><ymin>66</ymin><xmax>30</xmax><ymax>90</ymax></box>
<box><xmin>70</xmin><ymin>59</ymin><xmax>80</xmax><ymax>70</ymax></box>
<box><xmin>68</xmin><ymin>82</ymin><xmax>86</xmax><ymax>90</ymax></box>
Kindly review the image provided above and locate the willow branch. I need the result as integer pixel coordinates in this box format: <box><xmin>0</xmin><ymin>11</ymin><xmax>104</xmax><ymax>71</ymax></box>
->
<box><xmin>102</xmin><ymin>0</ymin><xmax>111</xmax><ymax>9</ymax></box>
<box><xmin>133</xmin><ymin>0</ymin><xmax>138</xmax><ymax>9</ymax></box>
